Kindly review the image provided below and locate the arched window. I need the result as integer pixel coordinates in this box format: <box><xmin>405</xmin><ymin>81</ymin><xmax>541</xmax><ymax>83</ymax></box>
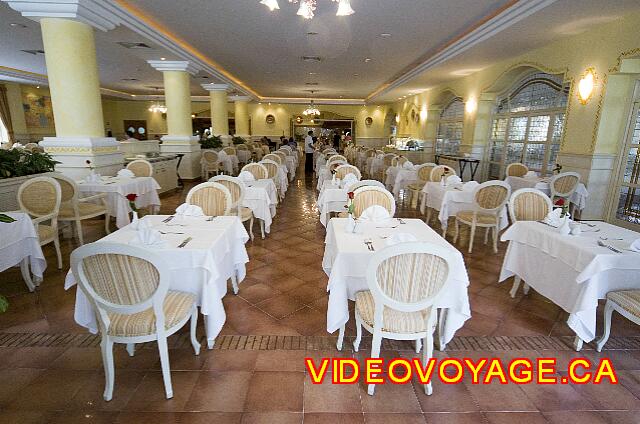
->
<box><xmin>435</xmin><ymin>97</ymin><xmax>464</xmax><ymax>156</ymax></box>
<box><xmin>0</xmin><ymin>115</ymin><xmax>9</xmax><ymax>145</ymax></box>
<box><xmin>487</xmin><ymin>72</ymin><xmax>569</xmax><ymax>178</ymax></box>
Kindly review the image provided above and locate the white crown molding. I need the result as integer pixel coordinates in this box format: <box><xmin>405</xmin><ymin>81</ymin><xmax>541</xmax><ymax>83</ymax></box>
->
<box><xmin>260</xmin><ymin>97</ymin><xmax>366</xmax><ymax>105</ymax></box>
<box><xmin>229</xmin><ymin>95</ymin><xmax>251</xmax><ymax>102</ymax></box>
<box><xmin>202</xmin><ymin>83</ymin><xmax>230</xmax><ymax>92</ymax></box>
<box><xmin>367</xmin><ymin>0</ymin><xmax>558</xmax><ymax>101</ymax></box>
<box><xmin>1</xmin><ymin>0</ymin><xmax>122</xmax><ymax>31</ymax></box>
<box><xmin>0</xmin><ymin>67</ymin><xmax>47</xmax><ymax>85</ymax></box>
<box><xmin>147</xmin><ymin>60</ymin><xmax>197</xmax><ymax>75</ymax></box>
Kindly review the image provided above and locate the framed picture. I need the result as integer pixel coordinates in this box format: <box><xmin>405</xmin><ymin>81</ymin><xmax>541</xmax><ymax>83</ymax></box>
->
<box><xmin>266</xmin><ymin>114</ymin><xmax>276</xmax><ymax>124</ymax></box>
<box><xmin>365</xmin><ymin>117</ymin><xmax>373</xmax><ymax>126</ymax></box>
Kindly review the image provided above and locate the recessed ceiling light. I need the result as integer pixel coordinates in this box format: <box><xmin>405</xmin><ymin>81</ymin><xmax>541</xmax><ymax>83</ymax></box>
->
<box><xmin>36</xmin><ymin>85</ymin><xmax>40</xmax><ymax>89</ymax></box>
<box><xmin>306</xmin><ymin>31</ymin><xmax>318</xmax><ymax>35</ymax></box>
<box><xmin>302</xmin><ymin>56</ymin><xmax>322</xmax><ymax>62</ymax></box>
<box><xmin>364</xmin><ymin>58</ymin><xmax>372</xmax><ymax>63</ymax></box>
<box><xmin>10</xmin><ymin>23</ymin><xmax>27</xmax><ymax>28</ymax></box>
<box><xmin>353</xmin><ymin>73</ymin><xmax>359</xmax><ymax>77</ymax></box>
<box><xmin>308</xmin><ymin>72</ymin><xmax>317</xmax><ymax>75</ymax></box>
<box><xmin>380</xmin><ymin>33</ymin><xmax>391</xmax><ymax>38</ymax></box>
<box><xmin>160</xmin><ymin>57</ymin><xmax>166</xmax><ymax>61</ymax></box>
<box><xmin>305</xmin><ymin>82</ymin><xmax>319</xmax><ymax>86</ymax></box>
<box><xmin>117</xmin><ymin>42</ymin><xmax>151</xmax><ymax>49</ymax></box>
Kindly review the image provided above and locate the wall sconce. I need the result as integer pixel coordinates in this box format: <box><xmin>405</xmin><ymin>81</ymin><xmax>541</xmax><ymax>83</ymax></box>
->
<box><xmin>465</xmin><ymin>97</ymin><xmax>477</xmax><ymax>114</ymax></box>
<box><xmin>395</xmin><ymin>114</ymin><xmax>400</xmax><ymax>123</ymax></box>
<box><xmin>578</xmin><ymin>67</ymin><xmax>596</xmax><ymax>105</ymax></box>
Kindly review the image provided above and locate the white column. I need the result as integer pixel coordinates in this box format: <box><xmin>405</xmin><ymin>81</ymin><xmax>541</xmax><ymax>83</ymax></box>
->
<box><xmin>202</xmin><ymin>83</ymin><xmax>231</xmax><ymax>146</ymax></box>
<box><xmin>148</xmin><ymin>60</ymin><xmax>202</xmax><ymax>180</ymax></box>
<box><xmin>3</xmin><ymin>0</ymin><xmax>123</xmax><ymax>179</ymax></box>
<box><xmin>230</xmin><ymin>95</ymin><xmax>251</xmax><ymax>139</ymax></box>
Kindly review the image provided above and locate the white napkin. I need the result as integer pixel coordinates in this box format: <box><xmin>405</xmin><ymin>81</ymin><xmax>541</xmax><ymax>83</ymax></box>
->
<box><xmin>117</xmin><ymin>169</ymin><xmax>135</xmax><ymax>178</ymax></box>
<box><xmin>176</xmin><ymin>203</ymin><xmax>205</xmax><ymax>217</ymax></box>
<box><xmin>445</xmin><ymin>175</ymin><xmax>462</xmax><ymax>186</ymax></box>
<box><xmin>130</xmin><ymin>216</ymin><xmax>150</xmax><ymax>231</ymax></box>
<box><xmin>462</xmin><ymin>181</ymin><xmax>479</xmax><ymax>192</ymax></box>
<box><xmin>542</xmin><ymin>208</ymin><xmax>563</xmax><ymax>228</ymax></box>
<box><xmin>239</xmin><ymin>171</ymin><xmax>255</xmax><ymax>182</ymax></box>
<box><xmin>385</xmin><ymin>233</ymin><xmax>418</xmax><ymax>246</ymax></box>
<box><xmin>341</xmin><ymin>174</ymin><xmax>358</xmax><ymax>189</ymax></box>
<box><xmin>402</xmin><ymin>161</ymin><xmax>414</xmax><ymax>170</ymax></box>
<box><xmin>524</xmin><ymin>171</ymin><xmax>537</xmax><ymax>179</ymax></box>
<box><xmin>130</xmin><ymin>227</ymin><xmax>166</xmax><ymax>248</ymax></box>
<box><xmin>359</xmin><ymin>205</ymin><xmax>391</xmax><ymax>223</ymax></box>
<box><xmin>84</xmin><ymin>172</ymin><xmax>101</xmax><ymax>183</ymax></box>
<box><xmin>630</xmin><ymin>239</ymin><xmax>640</xmax><ymax>252</ymax></box>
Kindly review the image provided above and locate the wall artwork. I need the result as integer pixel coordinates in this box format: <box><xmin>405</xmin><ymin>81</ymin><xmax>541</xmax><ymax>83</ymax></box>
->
<box><xmin>22</xmin><ymin>93</ymin><xmax>54</xmax><ymax>128</ymax></box>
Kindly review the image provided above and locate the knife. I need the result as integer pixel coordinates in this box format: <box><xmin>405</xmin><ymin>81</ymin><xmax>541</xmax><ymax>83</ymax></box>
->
<box><xmin>178</xmin><ymin>237</ymin><xmax>193</xmax><ymax>248</ymax></box>
<box><xmin>162</xmin><ymin>215</ymin><xmax>175</xmax><ymax>223</ymax></box>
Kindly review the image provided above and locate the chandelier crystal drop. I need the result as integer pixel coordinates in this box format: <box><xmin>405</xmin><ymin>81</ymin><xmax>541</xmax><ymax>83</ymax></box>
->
<box><xmin>303</xmin><ymin>100</ymin><xmax>321</xmax><ymax>116</ymax></box>
<box><xmin>259</xmin><ymin>0</ymin><xmax>280</xmax><ymax>11</ymax></box>
<box><xmin>261</xmin><ymin>0</ymin><xmax>353</xmax><ymax>18</ymax></box>
<box><xmin>335</xmin><ymin>0</ymin><xmax>354</xmax><ymax>16</ymax></box>
<box><xmin>148</xmin><ymin>103</ymin><xmax>167</xmax><ymax>114</ymax></box>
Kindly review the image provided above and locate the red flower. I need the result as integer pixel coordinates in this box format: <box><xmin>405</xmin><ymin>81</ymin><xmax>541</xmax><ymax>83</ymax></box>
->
<box><xmin>554</xmin><ymin>198</ymin><xmax>565</xmax><ymax>206</ymax></box>
<box><xmin>125</xmin><ymin>193</ymin><xmax>138</xmax><ymax>202</ymax></box>
<box><xmin>347</xmin><ymin>191</ymin><xmax>354</xmax><ymax>200</ymax></box>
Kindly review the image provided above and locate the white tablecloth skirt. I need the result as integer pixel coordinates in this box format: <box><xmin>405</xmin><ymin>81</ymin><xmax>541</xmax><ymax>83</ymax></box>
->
<box><xmin>504</xmin><ymin>176</ymin><xmax>589</xmax><ymax>210</ymax></box>
<box><xmin>78</xmin><ymin>176</ymin><xmax>161</xmax><ymax>228</ymax></box>
<box><xmin>392</xmin><ymin>169</ymin><xmax>418</xmax><ymax>198</ymax></box>
<box><xmin>64</xmin><ymin>215</ymin><xmax>249</xmax><ymax>344</ymax></box>
<box><xmin>0</xmin><ymin>212</ymin><xmax>46</xmax><ymax>278</ymax></box>
<box><xmin>237</xmin><ymin>150</ymin><xmax>251</xmax><ymax>163</ymax></box>
<box><xmin>244</xmin><ymin>180</ymin><xmax>278</xmax><ymax>233</ymax></box>
<box><xmin>317</xmin><ymin>182</ymin><xmax>348</xmax><ymax>227</ymax></box>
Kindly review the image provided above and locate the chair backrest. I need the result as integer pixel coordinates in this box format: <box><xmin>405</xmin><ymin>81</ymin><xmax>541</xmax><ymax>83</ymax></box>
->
<box><xmin>508</xmin><ymin>188</ymin><xmax>552</xmax><ymax>222</ymax></box>
<box><xmin>329</xmin><ymin>160</ymin><xmax>347</xmax><ymax>172</ymax></box>
<box><xmin>391</xmin><ymin>157</ymin><xmax>399</xmax><ymax>167</ymax></box>
<box><xmin>335</xmin><ymin>164</ymin><xmax>361</xmax><ymax>181</ymax></box>
<box><xmin>383</xmin><ymin>154</ymin><xmax>396</xmax><ymax>166</ymax></box>
<box><xmin>18</xmin><ymin>176</ymin><xmax>61</xmax><ymax>218</ymax></box>
<box><xmin>398</xmin><ymin>157</ymin><xmax>408</xmax><ymax>166</ymax></box>
<box><xmin>550</xmin><ymin>172</ymin><xmax>580</xmax><ymax>200</ymax></box>
<box><xmin>366</xmin><ymin>242</ymin><xmax>454</xmax><ymax>320</ymax></box>
<box><xmin>71</xmin><ymin>242</ymin><xmax>170</xmax><ymax>332</ymax></box>
<box><xmin>327</xmin><ymin>155</ymin><xmax>347</xmax><ymax>166</ymax></box>
<box><xmin>505</xmin><ymin>162</ymin><xmax>529</xmax><ymax>178</ymax></box>
<box><xmin>223</xmin><ymin>147</ymin><xmax>236</xmax><ymax>156</ymax></box>
<box><xmin>202</xmin><ymin>150</ymin><xmax>219</xmax><ymax>164</ymax></box>
<box><xmin>322</xmin><ymin>148</ymin><xmax>335</xmax><ymax>155</ymax></box>
<box><xmin>473</xmin><ymin>181</ymin><xmax>511</xmax><ymax>214</ymax></box>
<box><xmin>366</xmin><ymin>149</ymin><xmax>376</xmax><ymax>158</ymax></box>
<box><xmin>241</xmin><ymin>163</ymin><xmax>268</xmax><ymax>180</ymax></box>
<box><xmin>126</xmin><ymin>159</ymin><xmax>153</xmax><ymax>177</ymax></box>
<box><xmin>185</xmin><ymin>182</ymin><xmax>232</xmax><ymax>216</ymax></box>
<box><xmin>260</xmin><ymin>159</ymin><xmax>279</xmax><ymax>179</ymax></box>
<box><xmin>345</xmin><ymin>179</ymin><xmax>385</xmax><ymax>192</ymax></box>
<box><xmin>50</xmin><ymin>173</ymin><xmax>79</xmax><ymax>204</ymax></box>
<box><xmin>236</xmin><ymin>144</ymin><xmax>248</xmax><ymax>151</ymax></box>
<box><xmin>209</xmin><ymin>175</ymin><xmax>245</xmax><ymax>214</ymax></box>
<box><xmin>263</xmin><ymin>153</ymin><xmax>282</xmax><ymax>165</ymax></box>
<box><xmin>352</xmin><ymin>186</ymin><xmax>396</xmax><ymax>218</ymax></box>
<box><xmin>274</xmin><ymin>151</ymin><xmax>287</xmax><ymax>163</ymax></box>
<box><xmin>430</xmin><ymin>165</ymin><xmax>455</xmax><ymax>182</ymax></box>
<box><xmin>416</xmin><ymin>164</ymin><xmax>436</xmax><ymax>182</ymax></box>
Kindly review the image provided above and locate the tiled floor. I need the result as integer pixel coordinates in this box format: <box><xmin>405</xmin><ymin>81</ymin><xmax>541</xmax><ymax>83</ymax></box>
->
<box><xmin>0</xmin><ymin>163</ymin><xmax>639</xmax><ymax>423</ymax></box>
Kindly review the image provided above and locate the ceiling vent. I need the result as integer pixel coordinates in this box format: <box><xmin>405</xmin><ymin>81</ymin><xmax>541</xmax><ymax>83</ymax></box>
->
<box><xmin>121</xmin><ymin>78</ymin><xmax>139</xmax><ymax>81</ymax></box>
<box><xmin>21</xmin><ymin>49</ymin><xmax>44</xmax><ymax>55</ymax></box>
<box><xmin>302</xmin><ymin>56</ymin><xmax>322</xmax><ymax>62</ymax></box>
<box><xmin>117</xmin><ymin>42</ymin><xmax>152</xmax><ymax>49</ymax></box>
<box><xmin>305</xmin><ymin>82</ymin><xmax>319</xmax><ymax>86</ymax></box>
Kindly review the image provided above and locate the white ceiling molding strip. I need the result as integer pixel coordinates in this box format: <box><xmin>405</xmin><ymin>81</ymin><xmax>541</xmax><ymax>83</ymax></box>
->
<box><xmin>1</xmin><ymin>0</ymin><xmax>122</xmax><ymax>31</ymax></box>
<box><xmin>0</xmin><ymin>66</ymin><xmax>47</xmax><ymax>85</ymax></box>
<box><xmin>366</xmin><ymin>0</ymin><xmax>558</xmax><ymax>102</ymax></box>
<box><xmin>260</xmin><ymin>97</ymin><xmax>365</xmax><ymax>105</ymax></box>
<box><xmin>147</xmin><ymin>60</ymin><xmax>198</xmax><ymax>75</ymax></box>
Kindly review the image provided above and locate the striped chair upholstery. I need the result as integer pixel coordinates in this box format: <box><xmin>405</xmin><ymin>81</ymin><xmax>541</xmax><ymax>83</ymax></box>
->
<box><xmin>223</xmin><ymin>147</ymin><xmax>236</xmax><ymax>155</ymax></box>
<box><xmin>596</xmin><ymin>290</ymin><xmax>640</xmax><ymax>352</ymax></box>
<box><xmin>241</xmin><ymin>163</ymin><xmax>268</xmax><ymax>180</ymax></box>
<box><xmin>329</xmin><ymin>161</ymin><xmax>347</xmax><ymax>173</ymax></box>
<box><xmin>408</xmin><ymin>165</ymin><xmax>435</xmax><ymax>190</ymax></box>
<box><xmin>509</xmin><ymin>189</ymin><xmax>552</xmax><ymax>222</ymax></box>
<box><xmin>506</xmin><ymin>163</ymin><xmax>528</xmax><ymax>177</ymax></box>
<box><xmin>335</xmin><ymin>164</ymin><xmax>361</xmax><ymax>181</ymax></box>
<box><xmin>551</xmin><ymin>172</ymin><xmax>580</xmax><ymax>199</ymax></box>
<box><xmin>606</xmin><ymin>291</ymin><xmax>640</xmax><ymax>318</ymax></box>
<box><xmin>352</xmin><ymin>187</ymin><xmax>395</xmax><ymax>218</ymax></box>
<box><xmin>261</xmin><ymin>160</ymin><xmax>279</xmax><ymax>180</ymax></box>
<box><xmin>126</xmin><ymin>160</ymin><xmax>153</xmax><ymax>177</ymax></box>
<box><xmin>263</xmin><ymin>153</ymin><xmax>282</xmax><ymax>165</ymax></box>
<box><xmin>476</xmin><ymin>184</ymin><xmax>510</xmax><ymax>210</ymax></box>
<box><xmin>274</xmin><ymin>151</ymin><xmax>287</xmax><ymax>164</ymax></box>
<box><xmin>186</xmin><ymin>182</ymin><xmax>232</xmax><ymax>217</ymax></box>
<box><xmin>430</xmin><ymin>165</ymin><xmax>454</xmax><ymax>182</ymax></box>
<box><xmin>398</xmin><ymin>157</ymin><xmax>408</xmax><ymax>166</ymax></box>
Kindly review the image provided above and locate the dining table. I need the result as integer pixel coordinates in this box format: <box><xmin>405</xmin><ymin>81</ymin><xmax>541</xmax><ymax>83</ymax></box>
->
<box><xmin>316</xmin><ymin>181</ymin><xmax>348</xmax><ymax>227</ymax></box>
<box><xmin>0</xmin><ymin>211</ymin><xmax>46</xmax><ymax>292</ymax></box>
<box><xmin>244</xmin><ymin>179</ymin><xmax>278</xmax><ymax>235</ymax></box>
<box><xmin>391</xmin><ymin>168</ymin><xmax>419</xmax><ymax>199</ymax></box>
<box><xmin>64</xmin><ymin>214</ymin><xmax>250</xmax><ymax>349</ymax></box>
<box><xmin>237</xmin><ymin>149</ymin><xmax>252</xmax><ymax>164</ymax></box>
<box><xmin>77</xmin><ymin>175</ymin><xmax>161</xmax><ymax>228</ymax></box>
<box><xmin>499</xmin><ymin>220</ymin><xmax>640</xmax><ymax>350</ymax></box>
<box><xmin>504</xmin><ymin>175</ymin><xmax>589</xmax><ymax>210</ymax></box>
<box><xmin>322</xmin><ymin>217</ymin><xmax>471</xmax><ymax>351</ymax></box>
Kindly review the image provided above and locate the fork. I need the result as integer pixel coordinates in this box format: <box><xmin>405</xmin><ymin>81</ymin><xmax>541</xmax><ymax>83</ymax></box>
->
<box><xmin>597</xmin><ymin>240</ymin><xmax>622</xmax><ymax>253</ymax></box>
<box><xmin>365</xmin><ymin>238</ymin><xmax>375</xmax><ymax>251</ymax></box>
<box><xmin>398</xmin><ymin>218</ymin><xmax>406</xmax><ymax>224</ymax></box>
<box><xmin>158</xmin><ymin>231</ymin><xmax>185</xmax><ymax>235</ymax></box>
<box><xmin>178</xmin><ymin>237</ymin><xmax>193</xmax><ymax>248</ymax></box>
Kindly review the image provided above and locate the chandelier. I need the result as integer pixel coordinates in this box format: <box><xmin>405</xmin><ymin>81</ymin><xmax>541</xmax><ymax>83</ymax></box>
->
<box><xmin>303</xmin><ymin>100</ymin><xmax>321</xmax><ymax>116</ymax></box>
<box><xmin>259</xmin><ymin>0</ymin><xmax>354</xmax><ymax>19</ymax></box>
<box><xmin>148</xmin><ymin>87</ymin><xmax>167</xmax><ymax>113</ymax></box>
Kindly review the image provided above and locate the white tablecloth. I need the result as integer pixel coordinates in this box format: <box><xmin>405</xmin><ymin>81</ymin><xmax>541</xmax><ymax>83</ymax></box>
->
<box><xmin>64</xmin><ymin>215</ymin><xmax>249</xmax><ymax>347</ymax></box>
<box><xmin>277</xmin><ymin>165</ymin><xmax>289</xmax><ymax>196</ymax></box>
<box><xmin>285</xmin><ymin>157</ymin><xmax>296</xmax><ymax>181</ymax></box>
<box><xmin>421</xmin><ymin>182</ymin><xmax>508</xmax><ymax>231</ymax></box>
<box><xmin>244</xmin><ymin>179</ymin><xmax>278</xmax><ymax>233</ymax></box>
<box><xmin>504</xmin><ymin>176</ymin><xmax>589</xmax><ymax>210</ymax></box>
<box><xmin>77</xmin><ymin>176</ymin><xmax>161</xmax><ymax>229</ymax></box>
<box><xmin>219</xmin><ymin>155</ymin><xmax>238</xmax><ymax>175</ymax></box>
<box><xmin>315</xmin><ymin>154</ymin><xmax>326</xmax><ymax>172</ymax></box>
<box><xmin>392</xmin><ymin>169</ymin><xmax>418</xmax><ymax>199</ymax></box>
<box><xmin>385</xmin><ymin>166</ymin><xmax>400</xmax><ymax>189</ymax></box>
<box><xmin>369</xmin><ymin>156</ymin><xmax>384</xmax><ymax>177</ymax></box>
<box><xmin>317</xmin><ymin>181</ymin><xmax>348</xmax><ymax>227</ymax></box>
<box><xmin>322</xmin><ymin>218</ymin><xmax>471</xmax><ymax>346</ymax></box>
<box><xmin>0</xmin><ymin>212</ymin><xmax>46</xmax><ymax>280</ymax></box>
<box><xmin>237</xmin><ymin>150</ymin><xmax>251</xmax><ymax>163</ymax></box>
<box><xmin>356</xmin><ymin>152</ymin><xmax>368</xmax><ymax>170</ymax></box>
<box><xmin>499</xmin><ymin>221</ymin><xmax>640</xmax><ymax>343</ymax></box>
<box><xmin>316</xmin><ymin>166</ymin><xmax>331</xmax><ymax>191</ymax></box>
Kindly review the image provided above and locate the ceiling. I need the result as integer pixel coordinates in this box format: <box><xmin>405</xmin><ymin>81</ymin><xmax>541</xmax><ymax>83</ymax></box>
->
<box><xmin>1</xmin><ymin>0</ymin><xmax>639</xmax><ymax>103</ymax></box>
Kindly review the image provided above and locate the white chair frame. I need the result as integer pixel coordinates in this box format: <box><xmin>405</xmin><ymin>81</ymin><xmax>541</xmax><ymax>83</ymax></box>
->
<box><xmin>550</xmin><ymin>171</ymin><xmax>581</xmax><ymax>202</ymax></box>
<box><xmin>353</xmin><ymin>186</ymin><xmax>396</xmax><ymax>218</ymax></box>
<box><xmin>261</xmin><ymin>159</ymin><xmax>284</xmax><ymax>200</ymax></box>
<box><xmin>345</xmin><ymin>179</ymin><xmax>386</xmax><ymax>192</ymax></box>
<box><xmin>126</xmin><ymin>159</ymin><xmax>154</xmax><ymax>177</ymax></box>
<box><xmin>185</xmin><ymin>182</ymin><xmax>233</xmax><ymax>217</ymax></box>
<box><xmin>241</xmin><ymin>163</ymin><xmax>269</xmax><ymax>181</ymax></box>
<box><xmin>596</xmin><ymin>293</ymin><xmax>640</xmax><ymax>352</ymax></box>
<box><xmin>335</xmin><ymin>164</ymin><xmax>362</xmax><ymax>181</ymax></box>
<box><xmin>210</xmin><ymin>174</ymin><xmax>264</xmax><ymax>241</ymax></box>
<box><xmin>505</xmin><ymin>162</ymin><xmax>528</xmax><ymax>178</ymax></box>
<box><xmin>353</xmin><ymin>242</ymin><xmax>456</xmax><ymax>396</ymax></box>
<box><xmin>71</xmin><ymin>242</ymin><xmax>200</xmax><ymax>401</ymax></box>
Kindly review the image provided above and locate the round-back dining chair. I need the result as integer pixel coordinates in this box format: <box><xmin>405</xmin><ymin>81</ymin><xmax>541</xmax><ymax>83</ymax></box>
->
<box><xmin>209</xmin><ymin>175</ymin><xmax>257</xmax><ymax>244</ymax></box>
<box><xmin>505</xmin><ymin>163</ymin><xmax>529</xmax><ymax>178</ymax></box>
<box><xmin>335</xmin><ymin>164</ymin><xmax>361</xmax><ymax>181</ymax></box>
<box><xmin>126</xmin><ymin>159</ymin><xmax>153</xmax><ymax>177</ymax></box>
<box><xmin>185</xmin><ymin>182</ymin><xmax>232</xmax><ymax>217</ymax></box>
<box><xmin>430</xmin><ymin>165</ymin><xmax>455</xmax><ymax>183</ymax></box>
<box><xmin>201</xmin><ymin>150</ymin><xmax>220</xmax><ymax>180</ymax></box>
<box><xmin>263</xmin><ymin>153</ymin><xmax>282</xmax><ymax>165</ymax></box>
<box><xmin>550</xmin><ymin>172</ymin><xmax>580</xmax><ymax>204</ymax></box>
<box><xmin>352</xmin><ymin>186</ymin><xmax>396</xmax><ymax>218</ymax></box>
<box><xmin>407</xmin><ymin>164</ymin><xmax>437</xmax><ymax>210</ymax></box>
<box><xmin>241</xmin><ymin>163</ymin><xmax>268</xmax><ymax>180</ymax></box>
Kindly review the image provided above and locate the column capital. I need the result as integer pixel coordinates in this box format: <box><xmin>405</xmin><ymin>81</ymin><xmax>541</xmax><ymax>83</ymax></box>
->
<box><xmin>1</xmin><ymin>0</ymin><xmax>121</xmax><ymax>31</ymax></box>
<box><xmin>147</xmin><ymin>60</ymin><xmax>198</xmax><ymax>75</ymax></box>
<box><xmin>229</xmin><ymin>95</ymin><xmax>251</xmax><ymax>102</ymax></box>
<box><xmin>202</xmin><ymin>83</ymin><xmax>230</xmax><ymax>92</ymax></box>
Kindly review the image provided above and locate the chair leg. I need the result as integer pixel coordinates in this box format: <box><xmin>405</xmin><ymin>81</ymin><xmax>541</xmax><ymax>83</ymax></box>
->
<box><xmin>484</xmin><ymin>228</ymin><xmax>489</xmax><ymax>245</ymax></box>
<box><xmin>468</xmin><ymin>222</ymin><xmax>476</xmax><ymax>253</ymax></box>
<box><xmin>190</xmin><ymin>308</ymin><xmax>201</xmax><ymax>355</ymax></box>
<box><xmin>75</xmin><ymin>220</ymin><xmax>84</xmax><ymax>245</ymax></box>
<box><xmin>423</xmin><ymin>330</ymin><xmax>434</xmax><ymax>395</ymax></box>
<box><xmin>509</xmin><ymin>276</ymin><xmax>522</xmax><ymax>298</ymax></box>
<box><xmin>126</xmin><ymin>343</ymin><xmax>135</xmax><ymax>357</ymax></box>
<box><xmin>101</xmin><ymin>336</ymin><xmax>115</xmax><ymax>401</ymax></box>
<box><xmin>19</xmin><ymin>258</ymin><xmax>36</xmax><ymax>292</ymax></box>
<box><xmin>492</xmin><ymin>225</ymin><xmax>498</xmax><ymax>253</ymax></box>
<box><xmin>260</xmin><ymin>220</ymin><xmax>265</xmax><ymax>239</ymax></box>
<box><xmin>353</xmin><ymin>313</ymin><xmax>362</xmax><ymax>352</ymax></box>
<box><xmin>426</xmin><ymin>208</ymin><xmax>432</xmax><ymax>225</ymax></box>
<box><xmin>248</xmin><ymin>216</ymin><xmax>255</xmax><ymax>241</ymax></box>
<box><xmin>522</xmin><ymin>283</ymin><xmax>530</xmax><ymax>295</ymax></box>
<box><xmin>104</xmin><ymin>214</ymin><xmax>111</xmax><ymax>234</ymax></box>
<box><xmin>415</xmin><ymin>339</ymin><xmax>422</xmax><ymax>354</ymax></box>
<box><xmin>157</xmin><ymin>336</ymin><xmax>174</xmax><ymax>399</ymax></box>
<box><xmin>231</xmin><ymin>272</ymin><xmax>239</xmax><ymax>295</ymax></box>
<box><xmin>367</xmin><ymin>330</ymin><xmax>383</xmax><ymax>396</ymax></box>
<box><xmin>53</xmin><ymin>235</ymin><xmax>63</xmax><ymax>269</ymax></box>
<box><xmin>453</xmin><ymin>219</ymin><xmax>460</xmax><ymax>243</ymax></box>
<box><xmin>596</xmin><ymin>300</ymin><xmax>615</xmax><ymax>352</ymax></box>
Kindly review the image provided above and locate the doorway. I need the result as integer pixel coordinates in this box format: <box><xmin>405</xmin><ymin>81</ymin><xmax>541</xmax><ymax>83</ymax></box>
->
<box><xmin>123</xmin><ymin>120</ymin><xmax>147</xmax><ymax>140</ymax></box>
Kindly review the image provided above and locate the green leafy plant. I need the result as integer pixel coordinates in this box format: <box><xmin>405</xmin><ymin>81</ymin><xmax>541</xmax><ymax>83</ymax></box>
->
<box><xmin>0</xmin><ymin>149</ymin><xmax>59</xmax><ymax>179</ymax></box>
<box><xmin>200</xmin><ymin>135</ymin><xmax>222</xmax><ymax>149</ymax></box>
<box><xmin>232</xmin><ymin>136</ymin><xmax>247</xmax><ymax>145</ymax></box>
<box><xmin>0</xmin><ymin>295</ymin><xmax>7</xmax><ymax>313</ymax></box>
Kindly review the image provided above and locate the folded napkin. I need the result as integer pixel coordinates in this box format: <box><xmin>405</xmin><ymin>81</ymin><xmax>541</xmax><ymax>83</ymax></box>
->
<box><xmin>630</xmin><ymin>239</ymin><xmax>640</xmax><ymax>252</ymax></box>
<box><xmin>84</xmin><ymin>172</ymin><xmax>101</xmax><ymax>183</ymax></box>
<box><xmin>462</xmin><ymin>181</ymin><xmax>479</xmax><ymax>192</ymax></box>
<box><xmin>176</xmin><ymin>203</ymin><xmax>205</xmax><ymax>217</ymax></box>
<box><xmin>130</xmin><ymin>227</ymin><xmax>167</xmax><ymax>248</ymax></box>
<box><xmin>359</xmin><ymin>205</ymin><xmax>391</xmax><ymax>223</ymax></box>
<box><xmin>445</xmin><ymin>175</ymin><xmax>462</xmax><ymax>186</ymax></box>
<box><xmin>117</xmin><ymin>169</ymin><xmax>135</xmax><ymax>178</ymax></box>
<box><xmin>385</xmin><ymin>233</ymin><xmax>418</xmax><ymax>246</ymax></box>
<box><xmin>542</xmin><ymin>208</ymin><xmax>564</xmax><ymax>228</ymax></box>
<box><xmin>239</xmin><ymin>171</ymin><xmax>255</xmax><ymax>182</ymax></box>
<box><xmin>130</xmin><ymin>216</ymin><xmax>150</xmax><ymax>231</ymax></box>
<box><xmin>341</xmin><ymin>173</ymin><xmax>358</xmax><ymax>189</ymax></box>
<box><xmin>524</xmin><ymin>171</ymin><xmax>538</xmax><ymax>179</ymax></box>
<box><xmin>402</xmin><ymin>161</ymin><xmax>414</xmax><ymax>170</ymax></box>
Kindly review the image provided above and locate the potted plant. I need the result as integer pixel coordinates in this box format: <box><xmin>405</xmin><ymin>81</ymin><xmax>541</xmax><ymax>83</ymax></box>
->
<box><xmin>232</xmin><ymin>136</ymin><xmax>247</xmax><ymax>145</ymax></box>
<box><xmin>200</xmin><ymin>135</ymin><xmax>222</xmax><ymax>149</ymax></box>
